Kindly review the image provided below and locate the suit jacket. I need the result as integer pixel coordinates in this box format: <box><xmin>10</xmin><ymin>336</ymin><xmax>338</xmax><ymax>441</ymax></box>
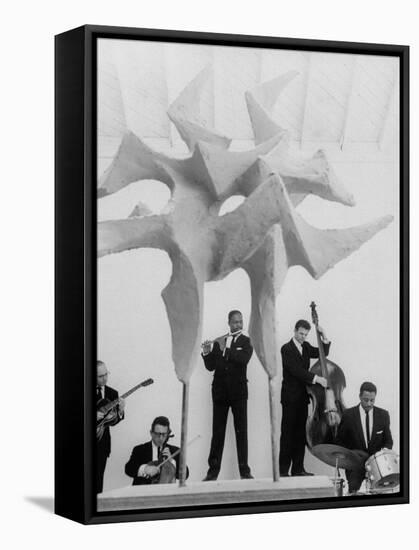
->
<box><xmin>280</xmin><ymin>339</ymin><xmax>330</xmax><ymax>404</ymax></box>
<box><xmin>97</xmin><ymin>385</ymin><xmax>123</xmax><ymax>457</ymax></box>
<box><xmin>202</xmin><ymin>333</ymin><xmax>253</xmax><ymax>402</ymax></box>
<box><xmin>336</xmin><ymin>405</ymin><xmax>393</xmax><ymax>455</ymax></box>
<box><xmin>125</xmin><ymin>441</ymin><xmax>188</xmax><ymax>485</ymax></box>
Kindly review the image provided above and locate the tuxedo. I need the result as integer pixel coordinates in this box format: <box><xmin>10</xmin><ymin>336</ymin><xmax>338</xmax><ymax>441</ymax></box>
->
<box><xmin>202</xmin><ymin>333</ymin><xmax>253</xmax><ymax>477</ymax></box>
<box><xmin>96</xmin><ymin>385</ymin><xmax>123</xmax><ymax>493</ymax></box>
<box><xmin>336</xmin><ymin>405</ymin><xmax>393</xmax><ymax>492</ymax></box>
<box><xmin>125</xmin><ymin>441</ymin><xmax>188</xmax><ymax>485</ymax></box>
<box><xmin>279</xmin><ymin>338</ymin><xmax>330</xmax><ymax>475</ymax></box>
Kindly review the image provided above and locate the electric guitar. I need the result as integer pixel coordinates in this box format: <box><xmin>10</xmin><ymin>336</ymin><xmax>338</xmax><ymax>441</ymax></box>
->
<box><xmin>96</xmin><ymin>378</ymin><xmax>154</xmax><ymax>441</ymax></box>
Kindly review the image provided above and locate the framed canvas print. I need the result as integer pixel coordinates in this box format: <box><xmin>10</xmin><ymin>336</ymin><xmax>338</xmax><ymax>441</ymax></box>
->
<box><xmin>55</xmin><ymin>25</ymin><xmax>409</xmax><ymax>524</ymax></box>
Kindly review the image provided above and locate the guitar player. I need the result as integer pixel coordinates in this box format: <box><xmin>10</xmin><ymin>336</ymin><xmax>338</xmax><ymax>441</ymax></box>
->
<box><xmin>96</xmin><ymin>360</ymin><xmax>125</xmax><ymax>493</ymax></box>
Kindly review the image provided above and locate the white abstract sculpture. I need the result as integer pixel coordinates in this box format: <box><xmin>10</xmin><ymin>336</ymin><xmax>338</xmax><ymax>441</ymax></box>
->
<box><xmin>98</xmin><ymin>66</ymin><xmax>392</xmax><ymax>483</ymax></box>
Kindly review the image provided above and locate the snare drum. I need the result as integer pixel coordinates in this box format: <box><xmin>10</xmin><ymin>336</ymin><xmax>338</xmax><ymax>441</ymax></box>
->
<box><xmin>365</xmin><ymin>450</ymin><xmax>399</xmax><ymax>490</ymax></box>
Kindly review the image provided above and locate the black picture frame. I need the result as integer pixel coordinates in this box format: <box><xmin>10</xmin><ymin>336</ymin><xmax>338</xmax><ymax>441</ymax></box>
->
<box><xmin>55</xmin><ymin>24</ymin><xmax>409</xmax><ymax>525</ymax></box>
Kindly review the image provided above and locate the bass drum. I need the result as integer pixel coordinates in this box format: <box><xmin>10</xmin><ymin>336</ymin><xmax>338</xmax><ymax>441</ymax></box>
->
<box><xmin>365</xmin><ymin>450</ymin><xmax>399</xmax><ymax>491</ymax></box>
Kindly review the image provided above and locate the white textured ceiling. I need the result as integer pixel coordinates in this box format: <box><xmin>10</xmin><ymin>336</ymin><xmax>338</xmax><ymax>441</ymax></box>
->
<box><xmin>98</xmin><ymin>39</ymin><xmax>399</xmax><ymax>155</ymax></box>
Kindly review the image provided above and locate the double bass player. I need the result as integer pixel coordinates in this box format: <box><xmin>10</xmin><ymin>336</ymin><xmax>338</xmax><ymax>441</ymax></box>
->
<box><xmin>279</xmin><ymin>319</ymin><xmax>329</xmax><ymax>477</ymax></box>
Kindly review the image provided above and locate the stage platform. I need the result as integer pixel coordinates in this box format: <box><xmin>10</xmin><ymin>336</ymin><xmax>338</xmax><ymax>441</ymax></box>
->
<box><xmin>98</xmin><ymin>476</ymin><xmax>335</xmax><ymax>512</ymax></box>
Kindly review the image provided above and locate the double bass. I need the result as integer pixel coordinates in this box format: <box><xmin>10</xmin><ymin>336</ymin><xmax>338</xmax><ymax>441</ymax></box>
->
<box><xmin>306</xmin><ymin>302</ymin><xmax>346</xmax><ymax>449</ymax></box>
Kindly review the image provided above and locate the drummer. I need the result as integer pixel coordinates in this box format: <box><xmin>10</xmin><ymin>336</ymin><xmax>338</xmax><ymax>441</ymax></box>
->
<box><xmin>336</xmin><ymin>381</ymin><xmax>393</xmax><ymax>494</ymax></box>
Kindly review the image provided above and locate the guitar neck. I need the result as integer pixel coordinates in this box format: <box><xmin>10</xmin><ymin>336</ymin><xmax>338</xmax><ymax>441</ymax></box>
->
<box><xmin>100</xmin><ymin>379</ymin><xmax>153</xmax><ymax>413</ymax></box>
<box><xmin>121</xmin><ymin>382</ymin><xmax>147</xmax><ymax>399</ymax></box>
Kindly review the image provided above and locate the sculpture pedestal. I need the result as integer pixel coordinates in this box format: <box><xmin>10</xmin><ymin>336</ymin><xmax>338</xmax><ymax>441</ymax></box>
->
<box><xmin>97</xmin><ymin>476</ymin><xmax>335</xmax><ymax>512</ymax></box>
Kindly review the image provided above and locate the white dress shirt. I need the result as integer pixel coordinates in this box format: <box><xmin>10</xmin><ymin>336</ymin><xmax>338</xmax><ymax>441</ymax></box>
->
<box><xmin>292</xmin><ymin>337</ymin><xmax>303</xmax><ymax>355</ymax></box>
<box><xmin>359</xmin><ymin>404</ymin><xmax>373</xmax><ymax>448</ymax></box>
<box><xmin>223</xmin><ymin>330</ymin><xmax>242</xmax><ymax>356</ymax></box>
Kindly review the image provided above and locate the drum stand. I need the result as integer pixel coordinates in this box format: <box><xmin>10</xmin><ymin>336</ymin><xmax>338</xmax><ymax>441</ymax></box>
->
<box><xmin>311</xmin><ymin>444</ymin><xmax>369</xmax><ymax>496</ymax></box>
<box><xmin>331</xmin><ymin>456</ymin><xmax>345</xmax><ymax>497</ymax></box>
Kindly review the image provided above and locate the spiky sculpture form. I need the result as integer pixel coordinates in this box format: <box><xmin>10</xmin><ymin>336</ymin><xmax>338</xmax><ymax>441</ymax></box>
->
<box><xmin>98</xmin><ymin>66</ymin><xmax>392</xmax><ymax>483</ymax></box>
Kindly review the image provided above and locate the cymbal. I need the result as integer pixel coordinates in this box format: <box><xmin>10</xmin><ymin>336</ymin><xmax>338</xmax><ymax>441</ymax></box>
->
<box><xmin>312</xmin><ymin>444</ymin><xmax>368</xmax><ymax>470</ymax></box>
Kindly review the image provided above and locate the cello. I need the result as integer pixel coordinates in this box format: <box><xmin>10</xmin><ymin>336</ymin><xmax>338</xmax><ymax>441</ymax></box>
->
<box><xmin>147</xmin><ymin>429</ymin><xmax>177</xmax><ymax>484</ymax></box>
<box><xmin>147</xmin><ymin>435</ymin><xmax>201</xmax><ymax>484</ymax></box>
<box><xmin>306</xmin><ymin>302</ymin><xmax>346</xmax><ymax>449</ymax></box>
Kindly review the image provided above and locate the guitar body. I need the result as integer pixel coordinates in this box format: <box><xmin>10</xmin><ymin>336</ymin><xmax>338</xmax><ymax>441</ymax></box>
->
<box><xmin>96</xmin><ymin>378</ymin><xmax>154</xmax><ymax>441</ymax></box>
<box><xmin>96</xmin><ymin>398</ymin><xmax>119</xmax><ymax>441</ymax></box>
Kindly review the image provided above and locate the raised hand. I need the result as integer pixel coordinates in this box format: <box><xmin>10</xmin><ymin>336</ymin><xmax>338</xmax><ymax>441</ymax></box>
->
<box><xmin>201</xmin><ymin>340</ymin><xmax>213</xmax><ymax>354</ymax></box>
<box><xmin>316</xmin><ymin>376</ymin><xmax>328</xmax><ymax>388</ymax></box>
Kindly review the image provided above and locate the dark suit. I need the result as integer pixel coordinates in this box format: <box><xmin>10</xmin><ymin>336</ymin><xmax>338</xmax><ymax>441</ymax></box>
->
<box><xmin>279</xmin><ymin>338</ymin><xmax>330</xmax><ymax>475</ymax></box>
<box><xmin>125</xmin><ymin>441</ymin><xmax>187</xmax><ymax>485</ymax></box>
<box><xmin>96</xmin><ymin>385</ymin><xmax>123</xmax><ymax>493</ymax></box>
<box><xmin>202</xmin><ymin>333</ymin><xmax>253</xmax><ymax>477</ymax></box>
<box><xmin>336</xmin><ymin>405</ymin><xmax>393</xmax><ymax>492</ymax></box>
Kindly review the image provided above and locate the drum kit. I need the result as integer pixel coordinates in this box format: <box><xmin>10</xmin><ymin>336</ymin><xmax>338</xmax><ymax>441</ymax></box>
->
<box><xmin>312</xmin><ymin>444</ymin><xmax>400</xmax><ymax>496</ymax></box>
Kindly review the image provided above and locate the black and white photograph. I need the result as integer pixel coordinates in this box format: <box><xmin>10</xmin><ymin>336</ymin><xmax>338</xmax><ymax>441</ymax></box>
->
<box><xmin>5</xmin><ymin>0</ymin><xmax>417</xmax><ymax>545</ymax></box>
<box><xmin>94</xmin><ymin>33</ymin><xmax>406</xmax><ymax>516</ymax></box>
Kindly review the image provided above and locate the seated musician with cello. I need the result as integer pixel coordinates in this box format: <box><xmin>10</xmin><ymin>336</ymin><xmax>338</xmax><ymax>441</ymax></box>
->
<box><xmin>125</xmin><ymin>416</ymin><xmax>188</xmax><ymax>485</ymax></box>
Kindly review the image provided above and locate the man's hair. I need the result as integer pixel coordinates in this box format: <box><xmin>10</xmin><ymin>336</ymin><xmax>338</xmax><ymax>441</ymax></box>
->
<box><xmin>360</xmin><ymin>381</ymin><xmax>377</xmax><ymax>394</ymax></box>
<box><xmin>151</xmin><ymin>416</ymin><xmax>170</xmax><ymax>432</ymax></box>
<box><xmin>228</xmin><ymin>310</ymin><xmax>242</xmax><ymax>322</ymax></box>
<box><xmin>97</xmin><ymin>360</ymin><xmax>106</xmax><ymax>369</ymax></box>
<box><xmin>295</xmin><ymin>319</ymin><xmax>311</xmax><ymax>331</ymax></box>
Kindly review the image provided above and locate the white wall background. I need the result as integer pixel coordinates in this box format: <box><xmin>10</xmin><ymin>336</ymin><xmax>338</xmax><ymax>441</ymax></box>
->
<box><xmin>2</xmin><ymin>1</ymin><xmax>417</xmax><ymax>549</ymax></box>
<box><xmin>97</xmin><ymin>44</ymin><xmax>399</xmax><ymax>490</ymax></box>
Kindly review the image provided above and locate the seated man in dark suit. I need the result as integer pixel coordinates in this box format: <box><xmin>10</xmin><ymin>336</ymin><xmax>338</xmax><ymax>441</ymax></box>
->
<box><xmin>125</xmin><ymin>416</ymin><xmax>187</xmax><ymax>485</ymax></box>
<box><xmin>337</xmin><ymin>381</ymin><xmax>393</xmax><ymax>494</ymax></box>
